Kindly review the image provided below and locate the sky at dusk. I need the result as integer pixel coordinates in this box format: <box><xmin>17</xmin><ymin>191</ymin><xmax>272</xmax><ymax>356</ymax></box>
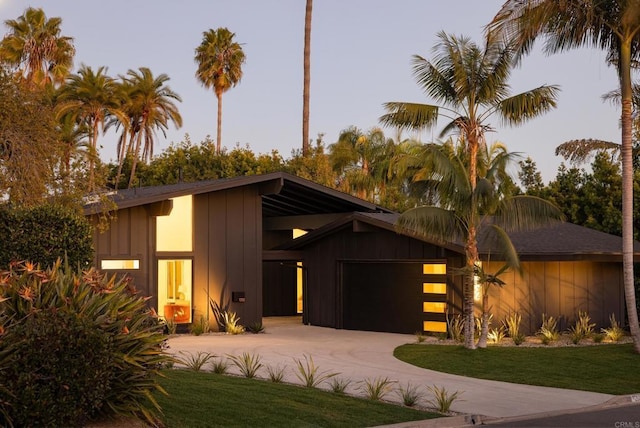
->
<box><xmin>0</xmin><ymin>0</ymin><xmax>623</xmax><ymax>183</ymax></box>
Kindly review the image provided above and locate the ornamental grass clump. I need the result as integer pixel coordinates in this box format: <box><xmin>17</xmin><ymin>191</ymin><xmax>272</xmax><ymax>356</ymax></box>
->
<box><xmin>503</xmin><ymin>312</ymin><xmax>525</xmax><ymax>345</ymax></box>
<box><xmin>569</xmin><ymin>311</ymin><xmax>596</xmax><ymax>344</ymax></box>
<box><xmin>602</xmin><ymin>313</ymin><xmax>625</xmax><ymax>342</ymax></box>
<box><xmin>538</xmin><ymin>313</ymin><xmax>560</xmax><ymax>345</ymax></box>
<box><xmin>0</xmin><ymin>260</ymin><xmax>170</xmax><ymax>428</ymax></box>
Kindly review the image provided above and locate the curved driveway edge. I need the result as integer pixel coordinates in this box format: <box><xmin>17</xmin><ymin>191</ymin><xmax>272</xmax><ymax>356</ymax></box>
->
<box><xmin>166</xmin><ymin>319</ymin><xmax>613</xmax><ymax>419</ymax></box>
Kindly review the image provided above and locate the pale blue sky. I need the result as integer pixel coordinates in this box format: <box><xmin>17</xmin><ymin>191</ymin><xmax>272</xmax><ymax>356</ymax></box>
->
<box><xmin>1</xmin><ymin>0</ymin><xmax>623</xmax><ymax>183</ymax></box>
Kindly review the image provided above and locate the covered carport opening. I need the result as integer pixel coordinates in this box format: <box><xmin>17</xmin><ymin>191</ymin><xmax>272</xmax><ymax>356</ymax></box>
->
<box><xmin>339</xmin><ymin>260</ymin><xmax>450</xmax><ymax>334</ymax></box>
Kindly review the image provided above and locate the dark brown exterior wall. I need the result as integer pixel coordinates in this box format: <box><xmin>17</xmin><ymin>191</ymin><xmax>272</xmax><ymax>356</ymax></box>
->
<box><xmin>300</xmin><ymin>225</ymin><xmax>464</xmax><ymax>329</ymax></box>
<box><xmin>193</xmin><ymin>186</ymin><xmax>262</xmax><ymax>327</ymax></box>
<box><xmin>484</xmin><ymin>260</ymin><xmax>624</xmax><ymax>335</ymax></box>
<box><xmin>92</xmin><ymin>206</ymin><xmax>155</xmax><ymax>304</ymax></box>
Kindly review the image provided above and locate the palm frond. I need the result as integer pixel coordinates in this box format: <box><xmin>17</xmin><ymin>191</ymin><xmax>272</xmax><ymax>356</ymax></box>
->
<box><xmin>494</xmin><ymin>195</ymin><xmax>564</xmax><ymax>232</ymax></box>
<box><xmin>555</xmin><ymin>139</ymin><xmax>620</xmax><ymax>165</ymax></box>
<box><xmin>498</xmin><ymin>85</ymin><xmax>560</xmax><ymax>126</ymax></box>
<box><xmin>379</xmin><ymin>102</ymin><xmax>439</xmax><ymax>131</ymax></box>
<box><xmin>395</xmin><ymin>206</ymin><xmax>466</xmax><ymax>244</ymax></box>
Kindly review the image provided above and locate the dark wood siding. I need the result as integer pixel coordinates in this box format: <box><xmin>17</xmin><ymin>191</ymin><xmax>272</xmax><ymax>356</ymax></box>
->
<box><xmin>484</xmin><ymin>261</ymin><xmax>624</xmax><ymax>335</ymax></box>
<box><xmin>91</xmin><ymin>205</ymin><xmax>154</xmax><ymax>307</ymax></box>
<box><xmin>193</xmin><ymin>186</ymin><xmax>263</xmax><ymax>328</ymax></box>
<box><xmin>300</xmin><ymin>225</ymin><xmax>463</xmax><ymax>329</ymax></box>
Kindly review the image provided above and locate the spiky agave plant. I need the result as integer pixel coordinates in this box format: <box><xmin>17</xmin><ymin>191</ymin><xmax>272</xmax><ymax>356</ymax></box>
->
<box><xmin>0</xmin><ymin>260</ymin><xmax>171</xmax><ymax>427</ymax></box>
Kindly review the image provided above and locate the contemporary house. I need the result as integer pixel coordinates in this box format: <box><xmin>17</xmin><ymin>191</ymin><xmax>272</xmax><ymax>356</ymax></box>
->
<box><xmin>85</xmin><ymin>172</ymin><xmax>637</xmax><ymax>335</ymax></box>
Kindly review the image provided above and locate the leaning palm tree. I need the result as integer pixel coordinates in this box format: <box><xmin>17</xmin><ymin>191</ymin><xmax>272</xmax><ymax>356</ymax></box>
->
<box><xmin>56</xmin><ymin>65</ymin><xmax>128</xmax><ymax>192</ymax></box>
<box><xmin>380</xmin><ymin>31</ymin><xmax>559</xmax><ymax>349</ymax></box>
<box><xmin>395</xmin><ymin>140</ymin><xmax>563</xmax><ymax>349</ymax></box>
<box><xmin>194</xmin><ymin>27</ymin><xmax>246</xmax><ymax>154</ymax></box>
<box><xmin>117</xmin><ymin>67</ymin><xmax>183</xmax><ymax>188</ymax></box>
<box><xmin>0</xmin><ymin>7</ymin><xmax>74</xmax><ymax>87</ymax></box>
<box><xmin>487</xmin><ymin>0</ymin><xmax>640</xmax><ymax>353</ymax></box>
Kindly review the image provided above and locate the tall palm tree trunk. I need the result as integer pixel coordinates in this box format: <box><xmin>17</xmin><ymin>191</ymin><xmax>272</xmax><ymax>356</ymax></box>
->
<box><xmin>463</xmin><ymin>133</ymin><xmax>480</xmax><ymax>349</ymax></box>
<box><xmin>620</xmin><ymin>40</ymin><xmax>640</xmax><ymax>353</ymax></box>
<box><xmin>128</xmin><ymin>131</ymin><xmax>144</xmax><ymax>188</ymax></box>
<box><xmin>89</xmin><ymin>120</ymin><xmax>99</xmax><ymax>193</ymax></box>
<box><xmin>302</xmin><ymin>0</ymin><xmax>312</xmax><ymax>156</ymax></box>
<box><xmin>216</xmin><ymin>91</ymin><xmax>223</xmax><ymax>154</ymax></box>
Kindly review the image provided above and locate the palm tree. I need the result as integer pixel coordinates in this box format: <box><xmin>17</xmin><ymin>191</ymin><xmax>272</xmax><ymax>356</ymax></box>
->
<box><xmin>195</xmin><ymin>27</ymin><xmax>246</xmax><ymax>154</ymax></box>
<box><xmin>487</xmin><ymin>0</ymin><xmax>640</xmax><ymax>353</ymax></box>
<box><xmin>302</xmin><ymin>0</ymin><xmax>313</xmax><ymax>156</ymax></box>
<box><xmin>56</xmin><ymin>65</ymin><xmax>128</xmax><ymax>191</ymax></box>
<box><xmin>0</xmin><ymin>7</ymin><xmax>74</xmax><ymax>87</ymax></box>
<box><xmin>328</xmin><ymin>126</ymin><xmax>393</xmax><ymax>201</ymax></box>
<box><xmin>116</xmin><ymin>67</ymin><xmax>183</xmax><ymax>188</ymax></box>
<box><xmin>380</xmin><ymin>31</ymin><xmax>559</xmax><ymax>349</ymax></box>
<box><xmin>395</xmin><ymin>140</ymin><xmax>563</xmax><ymax>349</ymax></box>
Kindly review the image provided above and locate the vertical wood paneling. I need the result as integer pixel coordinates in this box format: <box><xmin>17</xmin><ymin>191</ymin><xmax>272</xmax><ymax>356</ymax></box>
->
<box><xmin>589</xmin><ymin>263</ymin><xmax>605</xmax><ymax>326</ymax></box>
<box><xmin>559</xmin><ymin>262</ymin><xmax>575</xmax><ymax>328</ymax></box>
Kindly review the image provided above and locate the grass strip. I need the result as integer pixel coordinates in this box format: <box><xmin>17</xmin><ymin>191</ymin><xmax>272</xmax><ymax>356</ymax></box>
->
<box><xmin>394</xmin><ymin>343</ymin><xmax>640</xmax><ymax>395</ymax></box>
<box><xmin>155</xmin><ymin>370</ymin><xmax>441</xmax><ymax>427</ymax></box>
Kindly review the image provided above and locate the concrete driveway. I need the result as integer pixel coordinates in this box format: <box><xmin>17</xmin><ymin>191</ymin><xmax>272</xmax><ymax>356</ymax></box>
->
<box><xmin>166</xmin><ymin>317</ymin><xmax>614</xmax><ymax>422</ymax></box>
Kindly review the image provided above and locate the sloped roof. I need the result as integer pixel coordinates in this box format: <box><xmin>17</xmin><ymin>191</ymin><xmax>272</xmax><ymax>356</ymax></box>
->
<box><xmin>279</xmin><ymin>212</ymin><xmax>640</xmax><ymax>262</ymax></box>
<box><xmin>84</xmin><ymin>172</ymin><xmax>392</xmax><ymax>217</ymax></box>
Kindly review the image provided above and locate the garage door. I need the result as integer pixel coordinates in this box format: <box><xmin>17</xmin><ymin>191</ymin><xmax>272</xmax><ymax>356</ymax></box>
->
<box><xmin>341</xmin><ymin>261</ymin><xmax>448</xmax><ymax>334</ymax></box>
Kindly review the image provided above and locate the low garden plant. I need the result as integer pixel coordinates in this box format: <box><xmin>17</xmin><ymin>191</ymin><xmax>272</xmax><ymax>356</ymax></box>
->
<box><xmin>602</xmin><ymin>313</ymin><xmax>625</xmax><ymax>342</ymax></box>
<box><xmin>293</xmin><ymin>354</ymin><xmax>338</xmax><ymax>388</ymax></box>
<box><xmin>359</xmin><ymin>376</ymin><xmax>396</xmax><ymax>401</ymax></box>
<box><xmin>568</xmin><ymin>310</ymin><xmax>596</xmax><ymax>344</ymax></box>
<box><xmin>177</xmin><ymin>351</ymin><xmax>215</xmax><ymax>372</ymax></box>
<box><xmin>228</xmin><ymin>352</ymin><xmax>263</xmax><ymax>378</ymax></box>
<box><xmin>396</xmin><ymin>382</ymin><xmax>422</xmax><ymax>407</ymax></box>
<box><xmin>329</xmin><ymin>377</ymin><xmax>352</xmax><ymax>394</ymax></box>
<box><xmin>538</xmin><ymin>313</ymin><xmax>560</xmax><ymax>344</ymax></box>
<box><xmin>266</xmin><ymin>364</ymin><xmax>286</xmax><ymax>383</ymax></box>
<box><xmin>503</xmin><ymin>312</ymin><xmax>525</xmax><ymax>345</ymax></box>
<box><xmin>426</xmin><ymin>384</ymin><xmax>463</xmax><ymax>414</ymax></box>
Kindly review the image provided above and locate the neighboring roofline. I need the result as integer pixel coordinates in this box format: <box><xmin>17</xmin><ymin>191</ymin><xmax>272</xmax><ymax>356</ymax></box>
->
<box><xmin>279</xmin><ymin>212</ymin><xmax>640</xmax><ymax>262</ymax></box>
<box><xmin>84</xmin><ymin>172</ymin><xmax>392</xmax><ymax>215</ymax></box>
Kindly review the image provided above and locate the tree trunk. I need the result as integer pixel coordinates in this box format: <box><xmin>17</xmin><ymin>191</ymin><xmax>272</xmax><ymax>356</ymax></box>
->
<box><xmin>464</xmin><ymin>232</ymin><xmax>477</xmax><ymax>350</ymax></box>
<box><xmin>619</xmin><ymin>40</ymin><xmax>640</xmax><ymax>353</ymax></box>
<box><xmin>302</xmin><ymin>0</ymin><xmax>312</xmax><ymax>156</ymax></box>
<box><xmin>216</xmin><ymin>91</ymin><xmax>223</xmax><ymax>154</ymax></box>
<box><xmin>477</xmin><ymin>290</ymin><xmax>490</xmax><ymax>348</ymax></box>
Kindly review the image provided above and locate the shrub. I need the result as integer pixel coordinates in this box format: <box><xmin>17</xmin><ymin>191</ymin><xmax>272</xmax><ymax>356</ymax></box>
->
<box><xmin>0</xmin><ymin>204</ymin><xmax>94</xmax><ymax>270</ymax></box>
<box><xmin>446</xmin><ymin>313</ymin><xmax>464</xmax><ymax>342</ymax></box>
<box><xmin>396</xmin><ymin>382</ymin><xmax>422</xmax><ymax>407</ymax></box>
<box><xmin>1</xmin><ymin>310</ymin><xmax>113</xmax><ymax>427</ymax></box>
<box><xmin>293</xmin><ymin>354</ymin><xmax>338</xmax><ymax>388</ymax></box>
<box><xmin>0</xmin><ymin>261</ymin><xmax>170</xmax><ymax>427</ymax></box>
<box><xmin>223</xmin><ymin>311</ymin><xmax>245</xmax><ymax>335</ymax></box>
<box><xmin>211</xmin><ymin>358</ymin><xmax>230</xmax><ymax>375</ymax></box>
<box><xmin>266</xmin><ymin>364</ymin><xmax>286</xmax><ymax>383</ymax></box>
<box><xmin>487</xmin><ymin>326</ymin><xmax>506</xmax><ymax>344</ymax></box>
<box><xmin>359</xmin><ymin>377</ymin><xmax>395</xmax><ymax>401</ymax></box>
<box><xmin>504</xmin><ymin>312</ymin><xmax>525</xmax><ymax>345</ymax></box>
<box><xmin>228</xmin><ymin>352</ymin><xmax>263</xmax><ymax>378</ymax></box>
<box><xmin>178</xmin><ymin>351</ymin><xmax>215</xmax><ymax>372</ymax></box>
<box><xmin>328</xmin><ymin>377</ymin><xmax>352</xmax><ymax>394</ymax></box>
<box><xmin>569</xmin><ymin>311</ymin><xmax>596</xmax><ymax>344</ymax></box>
<box><xmin>426</xmin><ymin>385</ymin><xmax>463</xmax><ymax>414</ymax></box>
<box><xmin>538</xmin><ymin>314</ymin><xmax>560</xmax><ymax>345</ymax></box>
<box><xmin>602</xmin><ymin>313</ymin><xmax>625</xmax><ymax>342</ymax></box>
<box><xmin>247</xmin><ymin>321</ymin><xmax>265</xmax><ymax>334</ymax></box>
<box><xmin>189</xmin><ymin>315</ymin><xmax>210</xmax><ymax>336</ymax></box>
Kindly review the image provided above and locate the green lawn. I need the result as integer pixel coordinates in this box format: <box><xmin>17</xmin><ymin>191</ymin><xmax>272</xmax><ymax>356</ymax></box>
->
<box><xmin>394</xmin><ymin>343</ymin><xmax>640</xmax><ymax>395</ymax></box>
<box><xmin>155</xmin><ymin>370</ymin><xmax>441</xmax><ymax>427</ymax></box>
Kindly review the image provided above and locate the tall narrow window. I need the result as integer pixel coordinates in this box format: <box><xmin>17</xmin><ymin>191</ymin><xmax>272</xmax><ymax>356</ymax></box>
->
<box><xmin>158</xmin><ymin>259</ymin><xmax>192</xmax><ymax>323</ymax></box>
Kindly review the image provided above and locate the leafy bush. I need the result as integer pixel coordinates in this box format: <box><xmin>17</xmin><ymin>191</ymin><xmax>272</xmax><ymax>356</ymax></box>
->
<box><xmin>328</xmin><ymin>377</ymin><xmax>352</xmax><ymax>394</ymax></box>
<box><xmin>396</xmin><ymin>382</ymin><xmax>422</xmax><ymax>407</ymax></box>
<box><xmin>189</xmin><ymin>315</ymin><xmax>210</xmax><ymax>336</ymax></box>
<box><xmin>569</xmin><ymin>311</ymin><xmax>596</xmax><ymax>344</ymax></box>
<box><xmin>223</xmin><ymin>311</ymin><xmax>245</xmax><ymax>335</ymax></box>
<box><xmin>1</xmin><ymin>310</ymin><xmax>113</xmax><ymax>427</ymax></box>
<box><xmin>0</xmin><ymin>261</ymin><xmax>170</xmax><ymax>427</ymax></box>
<box><xmin>247</xmin><ymin>321</ymin><xmax>265</xmax><ymax>334</ymax></box>
<box><xmin>266</xmin><ymin>364</ymin><xmax>286</xmax><ymax>383</ymax></box>
<box><xmin>0</xmin><ymin>204</ymin><xmax>94</xmax><ymax>270</ymax></box>
<box><xmin>487</xmin><ymin>326</ymin><xmax>506</xmax><ymax>344</ymax></box>
<box><xmin>178</xmin><ymin>351</ymin><xmax>215</xmax><ymax>372</ymax></box>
